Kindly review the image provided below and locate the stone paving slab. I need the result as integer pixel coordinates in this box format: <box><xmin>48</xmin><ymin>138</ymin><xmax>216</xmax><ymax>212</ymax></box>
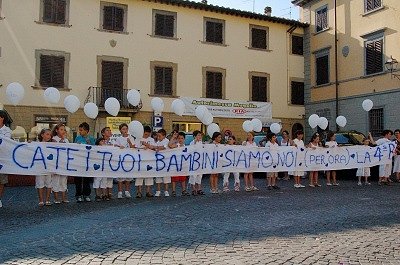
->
<box><xmin>0</xmin><ymin>177</ymin><xmax>400</xmax><ymax>264</ymax></box>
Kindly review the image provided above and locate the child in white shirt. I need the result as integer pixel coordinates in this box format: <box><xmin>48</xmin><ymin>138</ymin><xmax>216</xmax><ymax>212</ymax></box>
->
<box><xmin>291</xmin><ymin>130</ymin><xmax>305</xmax><ymax>188</ymax></box>
<box><xmin>308</xmin><ymin>133</ymin><xmax>321</xmax><ymax>187</ymax></box>
<box><xmin>169</xmin><ymin>132</ymin><xmax>190</xmax><ymax>196</ymax></box>
<box><xmin>356</xmin><ymin>133</ymin><xmax>375</xmax><ymax>185</ymax></box>
<box><xmin>265</xmin><ymin>133</ymin><xmax>280</xmax><ymax>190</ymax></box>
<box><xmin>135</xmin><ymin>126</ymin><xmax>155</xmax><ymax>198</ymax></box>
<box><xmin>222</xmin><ymin>136</ymin><xmax>240</xmax><ymax>192</ymax></box>
<box><xmin>325</xmin><ymin>131</ymin><xmax>339</xmax><ymax>186</ymax></box>
<box><xmin>243</xmin><ymin>132</ymin><xmax>259</xmax><ymax>192</ymax></box>
<box><xmin>115</xmin><ymin>123</ymin><xmax>135</xmax><ymax>199</ymax></box>
<box><xmin>36</xmin><ymin>128</ymin><xmax>53</xmax><ymax>207</ymax></box>
<box><xmin>149</xmin><ymin>129</ymin><xmax>170</xmax><ymax>197</ymax></box>
<box><xmin>51</xmin><ymin>123</ymin><xmax>70</xmax><ymax>204</ymax></box>
<box><xmin>376</xmin><ymin>130</ymin><xmax>394</xmax><ymax>185</ymax></box>
<box><xmin>189</xmin><ymin>130</ymin><xmax>205</xmax><ymax>195</ymax></box>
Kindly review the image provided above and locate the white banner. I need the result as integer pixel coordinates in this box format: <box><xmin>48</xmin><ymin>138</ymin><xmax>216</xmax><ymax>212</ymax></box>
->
<box><xmin>180</xmin><ymin>97</ymin><xmax>272</xmax><ymax>121</ymax></box>
<box><xmin>0</xmin><ymin>137</ymin><xmax>395</xmax><ymax>178</ymax></box>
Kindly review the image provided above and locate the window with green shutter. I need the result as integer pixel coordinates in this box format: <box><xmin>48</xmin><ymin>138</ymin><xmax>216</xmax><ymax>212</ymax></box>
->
<box><xmin>40</xmin><ymin>55</ymin><xmax>65</xmax><ymax>88</ymax></box>
<box><xmin>365</xmin><ymin>38</ymin><xmax>383</xmax><ymax>75</ymax></box>
<box><xmin>103</xmin><ymin>5</ymin><xmax>125</xmax><ymax>32</ymax></box>
<box><xmin>251</xmin><ymin>76</ymin><xmax>267</xmax><ymax>102</ymax></box>
<box><xmin>154</xmin><ymin>12</ymin><xmax>175</xmax><ymax>38</ymax></box>
<box><xmin>42</xmin><ymin>0</ymin><xmax>67</xmax><ymax>24</ymax></box>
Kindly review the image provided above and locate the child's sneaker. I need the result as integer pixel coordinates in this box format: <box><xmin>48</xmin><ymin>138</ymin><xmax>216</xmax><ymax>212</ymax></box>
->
<box><xmin>76</xmin><ymin>196</ymin><xmax>83</xmax><ymax>202</ymax></box>
<box><xmin>164</xmin><ymin>191</ymin><xmax>170</xmax><ymax>197</ymax></box>
<box><xmin>117</xmin><ymin>191</ymin><xmax>123</xmax><ymax>199</ymax></box>
<box><xmin>125</xmin><ymin>191</ymin><xmax>131</xmax><ymax>198</ymax></box>
<box><xmin>333</xmin><ymin>183</ymin><xmax>339</xmax><ymax>186</ymax></box>
<box><xmin>326</xmin><ymin>183</ymin><xmax>332</xmax><ymax>186</ymax></box>
<box><xmin>245</xmin><ymin>187</ymin><xmax>252</xmax><ymax>192</ymax></box>
<box><xmin>84</xmin><ymin>196</ymin><xmax>91</xmax><ymax>202</ymax></box>
<box><xmin>136</xmin><ymin>192</ymin><xmax>142</xmax><ymax>198</ymax></box>
<box><xmin>298</xmin><ymin>184</ymin><xmax>305</xmax><ymax>188</ymax></box>
<box><xmin>251</xmin><ymin>186</ymin><xmax>259</xmax><ymax>191</ymax></box>
<box><xmin>294</xmin><ymin>184</ymin><xmax>299</xmax><ymax>188</ymax></box>
<box><xmin>357</xmin><ymin>182</ymin><xmax>362</xmax><ymax>186</ymax></box>
<box><xmin>365</xmin><ymin>182</ymin><xmax>371</xmax><ymax>185</ymax></box>
<box><xmin>0</xmin><ymin>199</ymin><xmax>2</xmax><ymax>208</ymax></box>
<box><xmin>155</xmin><ymin>191</ymin><xmax>161</xmax><ymax>197</ymax></box>
<box><xmin>146</xmin><ymin>192</ymin><xmax>154</xmax><ymax>198</ymax></box>
<box><xmin>172</xmin><ymin>191</ymin><xmax>176</xmax><ymax>197</ymax></box>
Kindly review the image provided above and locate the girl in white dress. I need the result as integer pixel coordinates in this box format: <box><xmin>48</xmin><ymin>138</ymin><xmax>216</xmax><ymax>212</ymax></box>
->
<box><xmin>243</xmin><ymin>132</ymin><xmax>259</xmax><ymax>192</ymax></box>
<box><xmin>36</xmin><ymin>129</ymin><xmax>53</xmax><ymax>206</ymax></box>
<box><xmin>291</xmin><ymin>130</ymin><xmax>305</xmax><ymax>188</ymax></box>
<box><xmin>325</xmin><ymin>131</ymin><xmax>339</xmax><ymax>186</ymax></box>
<box><xmin>308</xmin><ymin>133</ymin><xmax>321</xmax><ymax>187</ymax></box>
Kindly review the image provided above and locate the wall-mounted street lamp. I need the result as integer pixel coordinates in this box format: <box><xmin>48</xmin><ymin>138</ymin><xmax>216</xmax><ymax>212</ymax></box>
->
<box><xmin>385</xmin><ymin>56</ymin><xmax>400</xmax><ymax>80</ymax></box>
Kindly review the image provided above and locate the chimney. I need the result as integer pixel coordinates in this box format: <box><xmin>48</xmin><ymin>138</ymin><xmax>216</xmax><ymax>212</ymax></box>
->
<box><xmin>264</xmin><ymin>6</ymin><xmax>272</xmax><ymax>16</ymax></box>
<box><xmin>201</xmin><ymin>0</ymin><xmax>207</xmax><ymax>4</ymax></box>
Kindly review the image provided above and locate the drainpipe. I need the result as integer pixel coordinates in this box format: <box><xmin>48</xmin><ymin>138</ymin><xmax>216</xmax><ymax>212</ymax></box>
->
<box><xmin>334</xmin><ymin>0</ymin><xmax>339</xmax><ymax>131</ymax></box>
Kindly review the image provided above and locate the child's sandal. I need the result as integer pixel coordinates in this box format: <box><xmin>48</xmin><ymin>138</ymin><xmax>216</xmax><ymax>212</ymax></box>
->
<box><xmin>38</xmin><ymin>202</ymin><xmax>44</xmax><ymax>207</ymax></box>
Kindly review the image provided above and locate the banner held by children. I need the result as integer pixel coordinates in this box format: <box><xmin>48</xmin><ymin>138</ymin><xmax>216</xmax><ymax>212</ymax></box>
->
<box><xmin>0</xmin><ymin>137</ymin><xmax>395</xmax><ymax>178</ymax></box>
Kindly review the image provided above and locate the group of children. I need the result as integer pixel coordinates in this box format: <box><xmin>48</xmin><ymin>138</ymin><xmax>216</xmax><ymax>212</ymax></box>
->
<box><xmin>15</xmin><ymin>120</ymin><xmax>400</xmax><ymax>206</ymax></box>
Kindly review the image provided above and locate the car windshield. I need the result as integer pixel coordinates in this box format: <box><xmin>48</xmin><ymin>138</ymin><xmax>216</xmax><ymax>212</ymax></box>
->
<box><xmin>335</xmin><ymin>134</ymin><xmax>351</xmax><ymax>145</ymax></box>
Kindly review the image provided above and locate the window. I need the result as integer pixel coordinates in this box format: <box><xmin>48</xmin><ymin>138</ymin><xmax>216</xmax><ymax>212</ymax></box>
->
<box><xmin>291</xmin><ymin>81</ymin><xmax>304</xmax><ymax>105</ymax></box>
<box><xmin>369</xmin><ymin>108</ymin><xmax>384</xmax><ymax>137</ymax></box>
<box><xmin>315</xmin><ymin>51</ymin><xmax>330</xmax><ymax>85</ymax></box>
<box><xmin>153</xmin><ymin>10</ymin><xmax>176</xmax><ymax>38</ymax></box>
<box><xmin>203</xmin><ymin>67</ymin><xmax>226</xmax><ymax>99</ymax></box>
<box><xmin>365</xmin><ymin>37</ymin><xmax>383</xmax><ymax>75</ymax></box>
<box><xmin>97</xmin><ymin>56</ymin><xmax>128</xmax><ymax>106</ymax></box>
<box><xmin>250</xmin><ymin>75</ymin><xmax>268</xmax><ymax>102</ymax></box>
<box><xmin>291</xmin><ymin>35</ymin><xmax>304</xmax><ymax>55</ymax></box>
<box><xmin>315</xmin><ymin>6</ymin><xmax>328</xmax><ymax>33</ymax></box>
<box><xmin>40</xmin><ymin>0</ymin><xmax>69</xmax><ymax>25</ymax></box>
<box><xmin>204</xmin><ymin>18</ymin><xmax>224</xmax><ymax>44</ymax></box>
<box><xmin>35</xmin><ymin>50</ymin><xmax>70</xmax><ymax>89</ymax></box>
<box><xmin>250</xmin><ymin>25</ymin><xmax>268</xmax><ymax>50</ymax></box>
<box><xmin>151</xmin><ymin>61</ymin><xmax>177</xmax><ymax>96</ymax></box>
<box><xmin>365</xmin><ymin>0</ymin><xmax>382</xmax><ymax>13</ymax></box>
<box><xmin>100</xmin><ymin>2</ymin><xmax>127</xmax><ymax>32</ymax></box>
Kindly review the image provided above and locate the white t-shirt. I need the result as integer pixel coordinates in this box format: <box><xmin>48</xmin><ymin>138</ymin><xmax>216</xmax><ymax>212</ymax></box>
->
<box><xmin>325</xmin><ymin>141</ymin><xmax>338</xmax><ymax>148</ymax></box>
<box><xmin>242</xmin><ymin>141</ymin><xmax>257</xmax><ymax>147</ymax></box>
<box><xmin>280</xmin><ymin>138</ymin><xmax>290</xmax><ymax>146</ymax></box>
<box><xmin>0</xmin><ymin>125</ymin><xmax>12</xmax><ymax>138</ymax></box>
<box><xmin>376</xmin><ymin>138</ymin><xmax>390</xmax><ymax>146</ymax></box>
<box><xmin>190</xmin><ymin>140</ymin><xmax>203</xmax><ymax>146</ymax></box>
<box><xmin>293</xmin><ymin>138</ymin><xmax>304</xmax><ymax>148</ymax></box>
<box><xmin>265</xmin><ymin>141</ymin><xmax>279</xmax><ymax>150</ymax></box>
<box><xmin>115</xmin><ymin>135</ymin><xmax>136</xmax><ymax>148</ymax></box>
<box><xmin>156</xmin><ymin>138</ymin><xmax>169</xmax><ymax>149</ymax></box>
<box><xmin>52</xmin><ymin>135</ymin><xmax>69</xmax><ymax>143</ymax></box>
<box><xmin>137</xmin><ymin>136</ymin><xmax>155</xmax><ymax>149</ymax></box>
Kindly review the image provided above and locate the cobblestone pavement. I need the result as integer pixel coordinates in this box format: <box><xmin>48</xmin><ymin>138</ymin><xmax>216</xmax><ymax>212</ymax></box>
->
<box><xmin>1</xmin><ymin>177</ymin><xmax>400</xmax><ymax>265</ymax></box>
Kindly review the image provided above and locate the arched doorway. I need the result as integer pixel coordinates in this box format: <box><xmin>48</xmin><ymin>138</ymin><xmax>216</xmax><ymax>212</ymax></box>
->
<box><xmin>291</xmin><ymin>123</ymin><xmax>304</xmax><ymax>139</ymax></box>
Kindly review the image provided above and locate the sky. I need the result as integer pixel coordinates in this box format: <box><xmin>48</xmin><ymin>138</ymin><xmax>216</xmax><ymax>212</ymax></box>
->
<box><xmin>194</xmin><ymin>0</ymin><xmax>300</xmax><ymax>20</ymax></box>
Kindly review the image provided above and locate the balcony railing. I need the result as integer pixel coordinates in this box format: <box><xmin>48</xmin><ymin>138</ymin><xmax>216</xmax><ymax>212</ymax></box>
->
<box><xmin>85</xmin><ymin>87</ymin><xmax>142</xmax><ymax>111</ymax></box>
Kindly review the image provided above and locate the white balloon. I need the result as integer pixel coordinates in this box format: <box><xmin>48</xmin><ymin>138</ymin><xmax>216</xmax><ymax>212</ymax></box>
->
<box><xmin>127</xmin><ymin>89</ymin><xmax>141</xmax><ymax>106</ymax></box>
<box><xmin>207</xmin><ymin>123</ymin><xmax>220</xmax><ymax>137</ymax></box>
<box><xmin>318</xmin><ymin>117</ymin><xmax>329</xmax><ymax>130</ymax></box>
<box><xmin>151</xmin><ymin>97</ymin><xmax>164</xmax><ymax>112</ymax></box>
<box><xmin>201</xmin><ymin>111</ymin><xmax>214</xmax><ymax>126</ymax></box>
<box><xmin>43</xmin><ymin>87</ymin><xmax>60</xmax><ymax>104</ymax></box>
<box><xmin>64</xmin><ymin>95</ymin><xmax>80</xmax><ymax>113</ymax></box>
<box><xmin>336</xmin><ymin>116</ymin><xmax>347</xmax><ymax>127</ymax></box>
<box><xmin>270</xmin><ymin>123</ymin><xmax>281</xmax><ymax>134</ymax></box>
<box><xmin>105</xmin><ymin>97</ymin><xmax>120</xmax><ymax>116</ymax></box>
<box><xmin>128</xmin><ymin>120</ymin><xmax>144</xmax><ymax>139</ymax></box>
<box><xmin>251</xmin><ymin>119</ymin><xmax>263</xmax><ymax>132</ymax></box>
<box><xmin>195</xmin><ymin>106</ymin><xmax>209</xmax><ymax>121</ymax></box>
<box><xmin>362</xmin><ymin>99</ymin><xmax>373</xmax><ymax>112</ymax></box>
<box><xmin>308</xmin><ymin>114</ymin><xmax>320</xmax><ymax>129</ymax></box>
<box><xmin>6</xmin><ymin>82</ymin><xmax>25</xmax><ymax>105</ymax></box>
<box><xmin>242</xmin><ymin>120</ymin><xmax>254</xmax><ymax>133</ymax></box>
<box><xmin>171</xmin><ymin>99</ymin><xmax>185</xmax><ymax>116</ymax></box>
<box><xmin>84</xmin><ymin>103</ymin><xmax>99</xmax><ymax>119</ymax></box>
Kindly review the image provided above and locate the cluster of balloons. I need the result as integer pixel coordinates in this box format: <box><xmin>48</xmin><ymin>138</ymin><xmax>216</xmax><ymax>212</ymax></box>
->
<box><xmin>308</xmin><ymin>99</ymin><xmax>374</xmax><ymax>130</ymax></box>
<box><xmin>242</xmin><ymin>119</ymin><xmax>263</xmax><ymax>133</ymax></box>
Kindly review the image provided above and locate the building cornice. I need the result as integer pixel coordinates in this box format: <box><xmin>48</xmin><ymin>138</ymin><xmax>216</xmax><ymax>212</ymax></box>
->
<box><xmin>291</xmin><ymin>0</ymin><xmax>315</xmax><ymax>7</ymax></box>
<box><xmin>144</xmin><ymin>0</ymin><xmax>308</xmax><ymax>27</ymax></box>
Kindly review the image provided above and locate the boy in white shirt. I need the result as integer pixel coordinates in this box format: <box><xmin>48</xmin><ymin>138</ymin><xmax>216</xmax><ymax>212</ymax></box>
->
<box><xmin>189</xmin><ymin>130</ymin><xmax>205</xmax><ymax>195</ymax></box>
<box><xmin>135</xmin><ymin>126</ymin><xmax>155</xmax><ymax>198</ymax></box>
<box><xmin>376</xmin><ymin>130</ymin><xmax>393</xmax><ymax>185</ymax></box>
<box><xmin>149</xmin><ymin>129</ymin><xmax>171</xmax><ymax>197</ymax></box>
<box><xmin>265</xmin><ymin>133</ymin><xmax>280</xmax><ymax>190</ymax></box>
<box><xmin>115</xmin><ymin>123</ymin><xmax>136</xmax><ymax>199</ymax></box>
